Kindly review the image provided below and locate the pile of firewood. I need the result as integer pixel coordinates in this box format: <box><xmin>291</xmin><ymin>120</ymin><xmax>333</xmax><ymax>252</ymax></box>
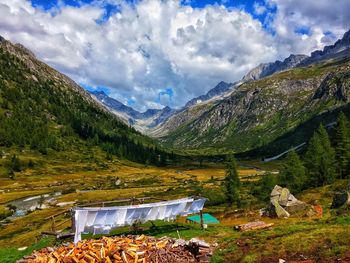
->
<box><xmin>19</xmin><ymin>235</ymin><xmax>213</xmax><ymax>263</ymax></box>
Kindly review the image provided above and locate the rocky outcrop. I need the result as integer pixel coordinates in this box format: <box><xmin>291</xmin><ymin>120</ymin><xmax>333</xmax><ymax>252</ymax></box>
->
<box><xmin>312</xmin><ymin>72</ymin><xmax>350</xmax><ymax>102</ymax></box>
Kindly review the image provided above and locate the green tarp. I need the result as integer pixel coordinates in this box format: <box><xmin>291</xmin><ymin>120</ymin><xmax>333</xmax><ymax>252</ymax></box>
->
<box><xmin>186</xmin><ymin>213</ymin><xmax>220</xmax><ymax>224</ymax></box>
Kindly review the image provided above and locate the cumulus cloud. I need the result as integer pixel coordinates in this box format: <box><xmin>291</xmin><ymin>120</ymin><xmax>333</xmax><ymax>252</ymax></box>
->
<box><xmin>0</xmin><ymin>0</ymin><xmax>349</xmax><ymax>111</ymax></box>
<box><xmin>267</xmin><ymin>0</ymin><xmax>350</xmax><ymax>57</ymax></box>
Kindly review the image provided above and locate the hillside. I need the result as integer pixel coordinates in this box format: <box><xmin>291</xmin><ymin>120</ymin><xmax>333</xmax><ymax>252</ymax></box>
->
<box><xmin>157</xmin><ymin>31</ymin><xmax>350</xmax><ymax>155</ymax></box>
<box><xmin>0</xmin><ymin>36</ymin><xmax>170</xmax><ymax>175</ymax></box>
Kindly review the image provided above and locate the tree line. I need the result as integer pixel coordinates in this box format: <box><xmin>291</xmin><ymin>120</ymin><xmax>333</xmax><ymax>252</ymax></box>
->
<box><xmin>224</xmin><ymin>112</ymin><xmax>350</xmax><ymax>207</ymax></box>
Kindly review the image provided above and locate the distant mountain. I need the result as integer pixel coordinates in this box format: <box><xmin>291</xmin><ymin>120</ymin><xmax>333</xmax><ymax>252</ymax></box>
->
<box><xmin>243</xmin><ymin>29</ymin><xmax>350</xmax><ymax>82</ymax></box>
<box><xmin>0</xmin><ymin>36</ymin><xmax>169</xmax><ymax>165</ymax></box>
<box><xmin>157</xmin><ymin>29</ymin><xmax>350</xmax><ymax>155</ymax></box>
<box><xmin>90</xmin><ymin>91</ymin><xmax>176</xmax><ymax>132</ymax></box>
<box><xmin>90</xmin><ymin>91</ymin><xmax>141</xmax><ymax>119</ymax></box>
<box><xmin>185</xmin><ymin>81</ymin><xmax>234</xmax><ymax>107</ymax></box>
<box><xmin>242</xmin><ymin>54</ymin><xmax>309</xmax><ymax>82</ymax></box>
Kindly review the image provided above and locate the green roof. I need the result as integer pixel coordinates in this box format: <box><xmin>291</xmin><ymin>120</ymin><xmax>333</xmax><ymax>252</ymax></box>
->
<box><xmin>186</xmin><ymin>213</ymin><xmax>220</xmax><ymax>224</ymax></box>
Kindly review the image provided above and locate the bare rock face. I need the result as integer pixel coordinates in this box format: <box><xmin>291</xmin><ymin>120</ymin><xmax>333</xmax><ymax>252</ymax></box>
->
<box><xmin>242</xmin><ymin>54</ymin><xmax>309</xmax><ymax>82</ymax></box>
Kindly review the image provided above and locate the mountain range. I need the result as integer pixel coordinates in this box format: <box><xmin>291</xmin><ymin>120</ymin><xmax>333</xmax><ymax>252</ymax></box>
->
<box><xmin>1</xmin><ymin>28</ymin><xmax>350</xmax><ymax>160</ymax></box>
<box><xmin>91</xmin><ymin>29</ymin><xmax>350</xmax><ymax>156</ymax></box>
<box><xmin>155</xmin><ymin>29</ymin><xmax>350</xmax><ymax>155</ymax></box>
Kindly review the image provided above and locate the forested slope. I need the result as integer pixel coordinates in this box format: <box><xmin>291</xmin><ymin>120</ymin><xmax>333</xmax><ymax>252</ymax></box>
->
<box><xmin>0</xmin><ymin>37</ymin><xmax>170</xmax><ymax>173</ymax></box>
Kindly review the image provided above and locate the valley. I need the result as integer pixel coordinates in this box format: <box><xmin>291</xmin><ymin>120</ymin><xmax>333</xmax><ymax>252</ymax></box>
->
<box><xmin>1</xmin><ymin>153</ymin><xmax>350</xmax><ymax>262</ymax></box>
<box><xmin>0</xmin><ymin>9</ymin><xmax>350</xmax><ymax>263</ymax></box>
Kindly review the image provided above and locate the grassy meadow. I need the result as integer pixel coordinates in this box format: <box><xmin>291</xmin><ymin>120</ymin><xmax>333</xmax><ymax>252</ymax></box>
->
<box><xmin>1</xmin><ymin>147</ymin><xmax>350</xmax><ymax>262</ymax></box>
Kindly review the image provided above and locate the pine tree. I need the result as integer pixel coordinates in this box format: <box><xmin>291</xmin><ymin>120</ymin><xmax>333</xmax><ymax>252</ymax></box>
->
<box><xmin>304</xmin><ymin>124</ymin><xmax>336</xmax><ymax>187</ymax></box>
<box><xmin>224</xmin><ymin>155</ymin><xmax>241</xmax><ymax>207</ymax></box>
<box><xmin>318</xmin><ymin>124</ymin><xmax>336</xmax><ymax>184</ymax></box>
<box><xmin>304</xmin><ymin>130</ymin><xmax>322</xmax><ymax>186</ymax></box>
<box><xmin>279</xmin><ymin>149</ymin><xmax>306</xmax><ymax>193</ymax></box>
<box><xmin>334</xmin><ymin>112</ymin><xmax>350</xmax><ymax>178</ymax></box>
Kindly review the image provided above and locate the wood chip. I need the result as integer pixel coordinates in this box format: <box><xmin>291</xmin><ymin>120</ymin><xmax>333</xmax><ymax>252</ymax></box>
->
<box><xmin>23</xmin><ymin>235</ymin><xmax>213</xmax><ymax>263</ymax></box>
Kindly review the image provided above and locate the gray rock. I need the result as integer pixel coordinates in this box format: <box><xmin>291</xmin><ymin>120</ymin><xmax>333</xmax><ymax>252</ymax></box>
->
<box><xmin>331</xmin><ymin>191</ymin><xmax>350</xmax><ymax>208</ymax></box>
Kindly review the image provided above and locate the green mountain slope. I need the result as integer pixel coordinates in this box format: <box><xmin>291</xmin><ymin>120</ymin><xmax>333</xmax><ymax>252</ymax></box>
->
<box><xmin>160</xmin><ymin>58</ymin><xmax>350</xmax><ymax>155</ymax></box>
<box><xmin>0</xmin><ymin>36</ymin><xmax>169</xmax><ymax>172</ymax></box>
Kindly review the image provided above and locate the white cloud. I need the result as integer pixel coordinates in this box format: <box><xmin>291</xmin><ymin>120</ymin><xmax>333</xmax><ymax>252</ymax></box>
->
<box><xmin>0</xmin><ymin>0</ymin><xmax>349</xmax><ymax>111</ymax></box>
<box><xmin>253</xmin><ymin>2</ymin><xmax>266</xmax><ymax>15</ymax></box>
<box><xmin>267</xmin><ymin>0</ymin><xmax>350</xmax><ymax>57</ymax></box>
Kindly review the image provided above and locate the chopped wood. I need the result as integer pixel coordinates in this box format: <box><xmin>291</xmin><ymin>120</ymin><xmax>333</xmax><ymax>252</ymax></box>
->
<box><xmin>21</xmin><ymin>235</ymin><xmax>214</xmax><ymax>263</ymax></box>
<box><xmin>234</xmin><ymin>221</ymin><xmax>274</xmax><ymax>231</ymax></box>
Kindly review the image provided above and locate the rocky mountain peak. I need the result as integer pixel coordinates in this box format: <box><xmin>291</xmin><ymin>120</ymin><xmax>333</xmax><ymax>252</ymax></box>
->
<box><xmin>307</xmin><ymin>29</ymin><xmax>350</xmax><ymax>61</ymax></box>
<box><xmin>185</xmin><ymin>81</ymin><xmax>233</xmax><ymax>108</ymax></box>
<box><xmin>242</xmin><ymin>53</ymin><xmax>308</xmax><ymax>82</ymax></box>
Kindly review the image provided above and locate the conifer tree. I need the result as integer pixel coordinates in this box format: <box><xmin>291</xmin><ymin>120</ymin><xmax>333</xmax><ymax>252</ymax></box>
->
<box><xmin>224</xmin><ymin>155</ymin><xmax>241</xmax><ymax>207</ymax></box>
<box><xmin>279</xmin><ymin>149</ymin><xmax>306</xmax><ymax>193</ymax></box>
<box><xmin>318</xmin><ymin>124</ymin><xmax>336</xmax><ymax>184</ymax></box>
<box><xmin>304</xmin><ymin>124</ymin><xmax>336</xmax><ymax>187</ymax></box>
<box><xmin>334</xmin><ymin>112</ymin><xmax>350</xmax><ymax>178</ymax></box>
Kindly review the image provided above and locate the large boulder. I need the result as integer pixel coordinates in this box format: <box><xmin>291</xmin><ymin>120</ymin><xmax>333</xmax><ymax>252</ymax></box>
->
<box><xmin>331</xmin><ymin>191</ymin><xmax>350</xmax><ymax>209</ymax></box>
<box><xmin>267</xmin><ymin>185</ymin><xmax>307</xmax><ymax>218</ymax></box>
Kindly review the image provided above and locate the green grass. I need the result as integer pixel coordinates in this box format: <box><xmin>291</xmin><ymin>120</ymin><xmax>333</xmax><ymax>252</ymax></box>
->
<box><xmin>0</xmin><ymin>237</ymin><xmax>55</xmax><ymax>263</ymax></box>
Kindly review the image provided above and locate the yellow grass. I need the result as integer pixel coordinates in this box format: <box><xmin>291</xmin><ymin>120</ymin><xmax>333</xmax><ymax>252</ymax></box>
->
<box><xmin>0</xmin><ymin>159</ymin><xmax>264</xmax><ymax>248</ymax></box>
<box><xmin>0</xmin><ymin>190</ymin><xmax>51</xmax><ymax>204</ymax></box>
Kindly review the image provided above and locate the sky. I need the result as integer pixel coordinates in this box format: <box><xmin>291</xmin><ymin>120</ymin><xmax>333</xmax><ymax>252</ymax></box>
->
<box><xmin>0</xmin><ymin>0</ymin><xmax>349</xmax><ymax>111</ymax></box>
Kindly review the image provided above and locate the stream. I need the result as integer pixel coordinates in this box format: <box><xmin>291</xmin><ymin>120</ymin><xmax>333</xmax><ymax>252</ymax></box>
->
<box><xmin>5</xmin><ymin>192</ymin><xmax>61</xmax><ymax>219</ymax></box>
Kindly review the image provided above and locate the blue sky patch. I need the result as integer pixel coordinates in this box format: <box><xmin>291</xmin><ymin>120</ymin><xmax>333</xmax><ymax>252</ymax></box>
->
<box><xmin>295</xmin><ymin>26</ymin><xmax>311</xmax><ymax>36</ymax></box>
<box><xmin>80</xmin><ymin>83</ymin><xmax>111</xmax><ymax>95</ymax></box>
<box><xmin>157</xmin><ymin>88</ymin><xmax>174</xmax><ymax>103</ymax></box>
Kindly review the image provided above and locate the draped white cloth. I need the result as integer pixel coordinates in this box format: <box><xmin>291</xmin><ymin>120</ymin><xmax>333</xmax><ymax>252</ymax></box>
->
<box><xmin>73</xmin><ymin>197</ymin><xmax>206</xmax><ymax>243</ymax></box>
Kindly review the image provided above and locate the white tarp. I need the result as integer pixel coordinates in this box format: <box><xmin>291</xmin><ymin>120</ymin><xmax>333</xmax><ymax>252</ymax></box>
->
<box><xmin>73</xmin><ymin>197</ymin><xmax>206</xmax><ymax>243</ymax></box>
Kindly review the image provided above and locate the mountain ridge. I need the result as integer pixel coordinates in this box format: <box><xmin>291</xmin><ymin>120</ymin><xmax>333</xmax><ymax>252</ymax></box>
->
<box><xmin>157</xmin><ymin>29</ymin><xmax>350</xmax><ymax>154</ymax></box>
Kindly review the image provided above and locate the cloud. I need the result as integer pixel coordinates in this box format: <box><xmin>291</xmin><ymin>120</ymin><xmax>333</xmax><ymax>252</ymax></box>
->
<box><xmin>266</xmin><ymin>0</ymin><xmax>350</xmax><ymax>56</ymax></box>
<box><xmin>253</xmin><ymin>2</ymin><xmax>267</xmax><ymax>15</ymax></box>
<box><xmin>0</xmin><ymin>0</ymin><xmax>349</xmax><ymax>111</ymax></box>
